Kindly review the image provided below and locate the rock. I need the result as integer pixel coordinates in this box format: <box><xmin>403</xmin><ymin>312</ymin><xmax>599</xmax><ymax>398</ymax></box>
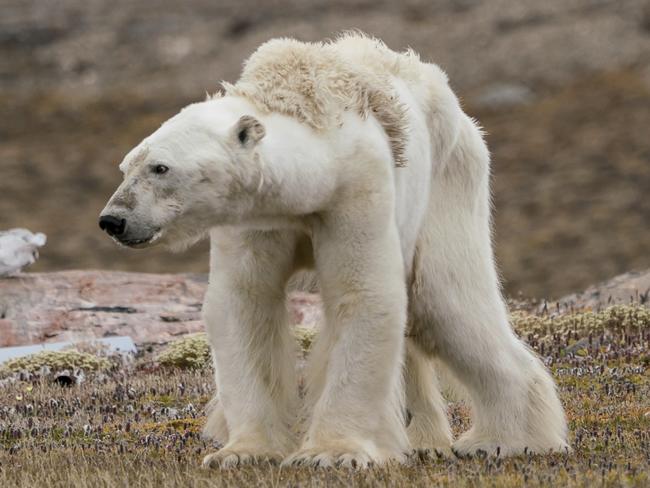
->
<box><xmin>552</xmin><ymin>269</ymin><xmax>650</xmax><ymax>313</ymax></box>
<box><xmin>475</xmin><ymin>83</ymin><xmax>534</xmax><ymax>109</ymax></box>
<box><xmin>0</xmin><ymin>229</ymin><xmax>47</xmax><ymax>277</ymax></box>
<box><xmin>564</xmin><ymin>337</ymin><xmax>590</xmax><ymax>355</ymax></box>
<box><xmin>0</xmin><ymin>270</ymin><xmax>321</xmax><ymax>347</ymax></box>
<box><xmin>0</xmin><ymin>336</ymin><xmax>136</xmax><ymax>365</ymax></box>
<box><xmin>1</xmin><ymin>268</ymin><xmax>646</xmax><ymax>349</ymax></box>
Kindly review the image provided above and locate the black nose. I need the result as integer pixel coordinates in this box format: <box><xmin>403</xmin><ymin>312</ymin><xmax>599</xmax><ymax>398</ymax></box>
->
<box><xmin>99</xmin><ymin>215</ymin><xmax>126</xmax><ymax>237</ymax></box>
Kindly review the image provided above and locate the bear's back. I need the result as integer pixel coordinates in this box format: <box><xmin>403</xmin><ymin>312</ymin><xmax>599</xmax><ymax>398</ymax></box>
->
<box><xmin>223</xmin><ymin>34</ymin><xmax>414</xmax><ymax>167</ymax></box>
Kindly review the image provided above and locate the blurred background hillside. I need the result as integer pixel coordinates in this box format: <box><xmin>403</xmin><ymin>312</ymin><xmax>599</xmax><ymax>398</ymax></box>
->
<box><xmin>1</xmin><ymin>0</ymin><xmax>649</xmax><ymax>297</ymax></box>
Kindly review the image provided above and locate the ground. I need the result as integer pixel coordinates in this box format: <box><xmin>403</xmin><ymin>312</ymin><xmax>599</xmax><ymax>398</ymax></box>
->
<box><xmin>1</xmin><ymin>304</ymin><xmax>648</xmax><ymax>487</ymax></box>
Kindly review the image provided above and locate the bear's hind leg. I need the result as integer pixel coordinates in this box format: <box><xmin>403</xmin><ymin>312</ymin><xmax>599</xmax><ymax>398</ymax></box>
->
<box><xmin>404</xmin><ymin>338</ymin><xmax>453</xmax><ymax>458</ymax></box>
<box><xmin>410</xmin><ymin>226</ymin><xmax>568</xmax><ymax>457</ymax></box>
<box><xmin>407</xmin><ymin>117</ymin><xmax>568</xmax><ymax>457</ymax></box>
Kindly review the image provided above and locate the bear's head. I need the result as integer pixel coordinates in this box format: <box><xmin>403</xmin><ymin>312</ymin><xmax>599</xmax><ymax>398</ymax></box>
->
<box><xmin>99</xmin><ymin>99</ymin><xmax>266</xmax><ymax>251</ymax></box>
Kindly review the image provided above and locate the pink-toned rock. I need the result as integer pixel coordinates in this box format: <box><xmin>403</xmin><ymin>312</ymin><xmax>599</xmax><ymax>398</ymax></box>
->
<box><xmin>289</xmin><ymin>292</ymin><xmax>323</xmax><ymax>326</ymax></box>
<box><xmin>0</xmin><ymin>271</ymin><xmax>322</xmax><ymax>347</ymax></box>
<box><xmin>3</xmin><ymin>268</ymin><xmax>646</xmax><ymax>348</ymax></box>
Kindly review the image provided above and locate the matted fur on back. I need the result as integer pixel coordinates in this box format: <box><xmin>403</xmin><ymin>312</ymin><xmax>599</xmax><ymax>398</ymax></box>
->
<box><xmin>222</xmin><ymin>35</ymin><xmax>409</xmax><ymax>167</ymax></box>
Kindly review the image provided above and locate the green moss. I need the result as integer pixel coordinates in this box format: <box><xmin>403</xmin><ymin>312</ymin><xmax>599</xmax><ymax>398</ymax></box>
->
<box><xmin>294</xmin><ymin>325</ymin><xmax>317</xmax><ymax>354</ymax></box>
<box><xmin>1</xmin><ymin>350</ymin><xmax>111</xmax><ymax>375</ymax></box>
<box><xmin>157</xmin><ymin>326</ymin><xmax>320</xmax><ymax>369</ymax></box>
<box><xmin>156</xmin><ymin>334</ymin><xmax>212</xmax><ymax>370</ymax></box>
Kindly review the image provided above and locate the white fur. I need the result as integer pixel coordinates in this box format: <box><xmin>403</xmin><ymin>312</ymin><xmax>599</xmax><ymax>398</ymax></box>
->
<box><xmin>100</xmin><ymin>34</ymin><xmax>568</xmax><ymax>468</ymax></box>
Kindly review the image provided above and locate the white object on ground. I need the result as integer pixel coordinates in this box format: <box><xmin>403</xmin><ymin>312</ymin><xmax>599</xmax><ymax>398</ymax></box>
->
<box><xmin>0</xmin><ymin>228</ymin><xmax>47</xmax><ymax>277</ymax></box>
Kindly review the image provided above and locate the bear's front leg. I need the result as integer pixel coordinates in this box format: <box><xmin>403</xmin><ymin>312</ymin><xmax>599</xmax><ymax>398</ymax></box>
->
<box><xmin>286</xmin><ymin>190</ymin><xmax>409</xmax><ymax>468</ymax></box>
<box><xmin>202</xmin><ymin>229</ymin><xmax>299</xmax><ymax>468</ymax></box>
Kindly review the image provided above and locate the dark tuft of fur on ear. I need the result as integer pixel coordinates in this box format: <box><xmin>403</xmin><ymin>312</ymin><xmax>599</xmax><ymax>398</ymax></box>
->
<box><xmin>234</xmin><ymin>115</ymin><xmax>265</xmax><ymax>147</ymax></box>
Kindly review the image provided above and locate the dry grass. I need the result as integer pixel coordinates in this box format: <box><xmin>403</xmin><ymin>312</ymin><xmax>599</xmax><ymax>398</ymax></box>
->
<box><xmin>1</xmin><ymin>305</ymin><xmax>648</xmax><ymax>487</ymax></box>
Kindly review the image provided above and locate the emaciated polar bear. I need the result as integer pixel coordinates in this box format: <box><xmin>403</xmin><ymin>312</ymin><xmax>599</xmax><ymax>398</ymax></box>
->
<box><xmin>99</xmin><ymin>34</ymin><xmax>568</xmax><ymax>468</ymax></box>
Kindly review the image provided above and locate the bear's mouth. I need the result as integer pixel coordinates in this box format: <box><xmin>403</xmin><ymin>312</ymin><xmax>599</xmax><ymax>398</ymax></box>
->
<box><xmin>116</xmin><ymin>229</ymin><xmax>163</xmax><ymax>249</ymax></box>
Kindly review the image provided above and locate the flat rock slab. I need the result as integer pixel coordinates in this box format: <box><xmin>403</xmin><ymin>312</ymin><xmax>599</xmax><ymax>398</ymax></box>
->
<box><xmin>0</xmin><ymin>271</ymin><xmax>322</xmax><ymax>347</ymax></box>
<box><xmin>0</xmin><ymin>336</ymin><xmax>136</xmax><ymax>364</ymax></box>
<box><xmin>1</xmin><ymin>268</ymin><xmax>647</xmax><ymax>348</ymax></box>
<box><xmin>554</xmin><ymin>269</ymin><xmax>650</xmax><ymax>312</ymax></box>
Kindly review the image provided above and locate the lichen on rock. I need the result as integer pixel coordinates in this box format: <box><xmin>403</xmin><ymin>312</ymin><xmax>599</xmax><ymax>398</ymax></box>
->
<box><xmin>512</xmin><ymin>304</ymin><xmax>650</xmax><ymax>341</ymax></box>
<box><xmin>156</xmin><ymin>334</ymin><xmax>212</xmax><ymax>370</ymax></box>
<box><xmin>294</xmin><ymin>325</ymin><xmax>317</xmax><ymax>355</ymax></box>
<box><xmin>156</xmin><ymin>325</ymin><xmax>320</xmax><ymax>370</ymax></box>
<box><xmin>1</xmin><ymin>350</ymin><xmax>111</xmax><ymax>377</ymax></box>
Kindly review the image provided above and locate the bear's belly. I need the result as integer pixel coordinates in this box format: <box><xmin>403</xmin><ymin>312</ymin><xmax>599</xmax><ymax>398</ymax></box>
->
<box><xmin>391</xmin><ymin>78</ymin><xmax>434</xmax><ymax>276</ymax></box>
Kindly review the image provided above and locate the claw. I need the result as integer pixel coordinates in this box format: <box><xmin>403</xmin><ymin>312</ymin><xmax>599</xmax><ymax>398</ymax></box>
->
<box><xmin>203</xmin><ymin>449</ymin><xmax>282</xmax><ymax>469</ymax></box>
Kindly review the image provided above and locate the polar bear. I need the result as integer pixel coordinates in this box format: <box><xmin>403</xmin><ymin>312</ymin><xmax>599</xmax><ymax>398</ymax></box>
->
<box><xmin>99</xmin><ymin>34</ymin><xmax>568</xmax><ymax>467</ymax></box>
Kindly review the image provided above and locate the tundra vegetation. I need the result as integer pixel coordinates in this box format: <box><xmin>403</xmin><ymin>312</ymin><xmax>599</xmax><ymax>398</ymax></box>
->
<box><xmin>1</xmin><ymin>303</ymin><xmax>648</xmax><ymax>487</ymax></box>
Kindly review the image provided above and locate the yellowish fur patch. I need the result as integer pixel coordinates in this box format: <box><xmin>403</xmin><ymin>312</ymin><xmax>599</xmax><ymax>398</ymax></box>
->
<box><xmin>222</xmin><ymin>34</ymin><xmax>411</xmax><ymax>167</ymax></box>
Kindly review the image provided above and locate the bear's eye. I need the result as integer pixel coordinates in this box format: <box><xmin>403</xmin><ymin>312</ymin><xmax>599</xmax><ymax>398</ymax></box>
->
<box><xmin>152</xmin><ymin>164</ymin><xmax>169</xmax><ymax>175</ymax></box>
<box><xmin>238</xmin><ymin>128</ymin><xmax>248</xmax><ymax>144</ymax></box>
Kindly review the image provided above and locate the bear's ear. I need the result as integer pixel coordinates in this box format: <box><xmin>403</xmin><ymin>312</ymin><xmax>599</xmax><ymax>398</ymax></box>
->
<box><xmin>232</xmin><ymin>115</ymin><xmax>265</xmax><ymax>148</ymax></box>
